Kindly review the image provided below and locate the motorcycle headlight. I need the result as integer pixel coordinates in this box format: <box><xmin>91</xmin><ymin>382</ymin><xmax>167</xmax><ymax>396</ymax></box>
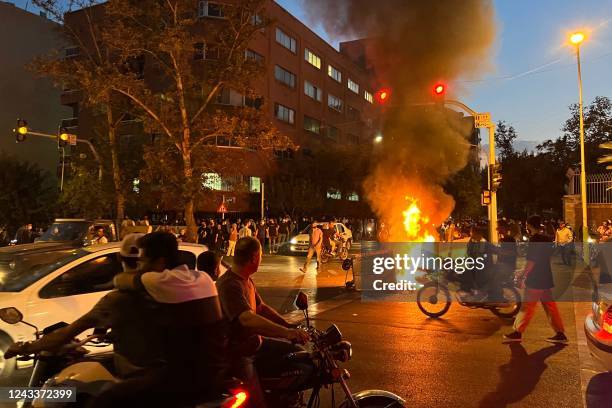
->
<box><xmin>330</xmin><ymin>340</ymin><xmax>352</xmax><ymax>362</ymax></box>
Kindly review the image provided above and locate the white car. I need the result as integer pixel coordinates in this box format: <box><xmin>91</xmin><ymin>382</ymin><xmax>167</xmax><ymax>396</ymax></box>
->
<box><xmin>0</xmin><ymin>242</ymin><xmax>209</xmax><ymax>377</ymax></box>
<box><xmin>287</xmin><ymin>222</ymin><xmax>353</xmax><ymax>254</ymax></box>
<box><xmin>585</xmin><ymin>281</ymin><xmax>612</xmax><ymax>372</ymax></box>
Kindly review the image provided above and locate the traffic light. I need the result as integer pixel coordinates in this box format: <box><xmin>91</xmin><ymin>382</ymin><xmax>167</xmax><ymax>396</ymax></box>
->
<box><xmin>433</xmin><ymin>83</ymin><xmax>446</xmax><ymax>96</ymax></box>
<box><xmin>598</xmin><ymin>142</ymin><xmax>612</xmax><ymax>170</ymax></box>
<box><xmin>489</xmin><ymin>163</ymin><xmax>502</xmax><ymax>191</ymax></box>
<box><xmin>13</xmin><ymin>119</ymin><xmax>28</xmax><ymax>143</ymax></box>
<box><xmin>58</xmin><ymin>127</ymin><xmax>70</xmax><ymax>148</ymax></box>
<box><xmin>374</xmin><ymin>88</ymin><xmax>391</xmax><ymax>105</ymax></box>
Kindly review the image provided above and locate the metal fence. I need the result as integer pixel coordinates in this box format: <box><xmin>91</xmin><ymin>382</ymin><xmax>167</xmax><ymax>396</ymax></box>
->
<box><xmin>569</xmin><ymin>172</ymin><xmax>612</xmax><ymax>204</ymax></box>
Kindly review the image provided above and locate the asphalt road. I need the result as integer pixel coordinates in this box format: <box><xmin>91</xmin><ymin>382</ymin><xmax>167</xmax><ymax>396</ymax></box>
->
<box><xmin>1</xmin><ymin>246</ymin><xmax>611</xmax><ymax>408</ymax></box>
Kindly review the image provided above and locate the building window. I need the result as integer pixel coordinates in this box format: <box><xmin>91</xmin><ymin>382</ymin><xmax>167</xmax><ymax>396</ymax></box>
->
<box><xmin>348</xmin><ymin>78</ymin><xmax>359</xmax><ymax>94</ymax></box>
<box><xmin>275</xmin><ymin>103</ymin><xmax>295</xmax><ymax>124</ymax></box>
<box><xmin>245</xmin><ymin>49</ymin><xmax>264</xmax><ymax>63</ymax></box>
<box><xmin>327</xmin><ymin>189</ymin><xmax>342</xmax><ymax>200</ymax></box>
<box><xmin>328</xmin><ymin>94</ymin><xmax>343</xmax><ymax>113</ymax></box>
<box><xmin>304</xmin><ymin>48</ymin><xmax>321</xmax><ymax>69</ymax></box>
<box><xmin>347</xmin><ymin>105</ymin><xmax>360</xmax><ymax>121</ymax></box>
<box><xmin>275</xmin><ymin>28</ymin><xmax>296</xmax><ymax>53</ymax></box>
<box><xmin>274</xmin><ymin>65</ymin><xmax>296</xmax><ymax>88</ymax></box>
<box><xmin>274</xmin><ymin>149</ymin><xmax>295</xmax><ymax>160</ymax></box>
<box><xmin>250</xmin><ymin>13</ymin><xmax>263</xmax><ymax>26</ymax></box>
<box><xmin>249</xmin><ymin>176</ymin><xmax>261</xmax><ymax>193</ymax></box>
<box><xmin>304</xmin><ymin>116</ymin><xmax>321</xmax><ymax>134</ymax></box>
<box><xmin>364</xmin><ymin>90</ymin><xmax>374</xmax><ymax>104</ymax></box>
<box><xmin>198</xmin><ymin>1</ymin><xmax>224</xmax><ymax>18</ymax></box>
<box><xmin>348</xmin><ymin>133</ymin><xmax>359</xmax><ymax>144</ymax></box>
<box><xmin>327</xmin><ymin>125</ymin><xmax>339</xmax><ymax>141</ymax></box>
<box><xmin>346</xmin><ymin>192</ymin><xmax>360</xmax><ymax>201</ymax></box>
<box><xmin>328</xmin><ymin>65</ymin><xmax>341</xmax><ymax>82</ymax></box>
<box><xmin>245</xmin><ymin>96</ymin><xmax>264</xmax><ymax>109</ymax></box>
<box><xmin>64</xmin><ymin>46</ymin><xmax>80</xmax><ymax>58</ymax></box>
<box><xmin>194</xmin><ymin>42</ymin><xmax>219</xmax><ymax>60</ymax></box>
<box><xmin>202</xmin><ymin>172</ymin><xmax>223</xmax><ymax>191</ymax></box>
<box><xmin>304</xmin><ymin>81</ymin><xmax>322</xmax><ymax>102</ymax></box>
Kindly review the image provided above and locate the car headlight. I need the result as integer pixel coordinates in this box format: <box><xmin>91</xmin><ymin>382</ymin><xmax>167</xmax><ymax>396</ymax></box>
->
<box><xmin>290</xmin><ymin>237</ymin><xmax>298</xmax><ymax>244</ymax></box>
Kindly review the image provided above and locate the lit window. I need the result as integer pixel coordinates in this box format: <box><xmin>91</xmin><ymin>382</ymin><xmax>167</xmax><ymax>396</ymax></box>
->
<box><xmin>348</xmin><ymin>78</ymin><xmax>359</xmax><ymax>94</ymax></box>
<box><xmin>327</xmin><ymin>125</ymin><xmax>339</xmax><ymax>141</ymax></box>
<box><xmin>304</xmin><ymin>81</ymin><xmax>322</xmax><ymax>102</ymax></box>
<box><xmin>346</xmin><ymin>192</ymin><xmax>359</xmax><ymax>201</ymax></box>
<box><xmin>328</xmin><ymin>94</ymin><xmax>343</xmax><ymax>112</ymax></box>
<box><xmin>249</xmin><ymin>176</ymin><xmax>261</xmax><ymax>193</ymax></box>
<box><xmin>202</xmin><ymin>173</ymin><xmax>223</xmax><ymax>191</ymax></box>
<box><xmin>274</xmin><ymin>65</ymin><xmax>296</xmax><ymax>88</ymax></box>
<box><xmin>198</xmin><ymin>1</ymin><xmax>223</xmax><ymax>18</ymax></box>
<box><xmin>364</xmin><ymin>90</ymin><xmax>374</xmax><ymax>103</ymax></box>
<box><xmin>328</xmin><ymin>65</ymin><xmax>341</xmax><ymax>82</ymax></box>
<box><xmin>327</xmin><ymin>189</ymin><xmax>342</xmax><ymax>200</ymax></box>
<box><xmin>275</xmin><ymin>28</ymin><xmax>297</xmax><ymax>53</ymax></box>
<box><xmin>275</xmin><ymin>103</ymin><xmax>295</xmax><ymax>124</ymax></box>
<box><xmin>304</xmin><ymin>116</ymin><xmax>321</xmax><ymax>134</ymax></box>
<box><xmin>245</xmin><ymin>49</ymin><xmax>263</xmax><ymax>63</ymax></box>
<box><xmin>304</xmin><ymin>48</ymin><xmax>321</xmax><ymax>69</ymax></box>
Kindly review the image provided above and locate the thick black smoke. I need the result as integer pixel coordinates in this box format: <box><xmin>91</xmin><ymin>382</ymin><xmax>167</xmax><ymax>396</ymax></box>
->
<box><xmin>305</xmin><ymin>0</ymin><xmax>496</xmax><ymax>239</ymax></box>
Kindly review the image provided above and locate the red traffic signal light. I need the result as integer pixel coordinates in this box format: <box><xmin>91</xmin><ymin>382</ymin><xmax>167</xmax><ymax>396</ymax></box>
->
<box><xmin>433</xmin><ymin>83</ymin><xmax>446</xmax><ymax>96</ymax></box>
<box><xmin>375</xmin><ymin>88</ymin><xmax>391</xmax><ymax>105</ymax></box>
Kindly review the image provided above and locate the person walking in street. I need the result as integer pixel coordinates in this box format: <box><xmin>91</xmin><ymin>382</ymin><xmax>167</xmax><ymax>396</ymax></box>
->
<box><xmin>503</xmin><ymin>215</ymin><xmax>568</xmax><ymax>344</ymax></box>
<box><xmin>278</xmin><ymin>217</ymin><xmax>290</xmax><ymax>246</ymax></box>
<box><xmin>555</xmin><ymin>221</ymin><xmax>574</xmax><ymax>266</ymax></box>
<box><xmin>226</xmin><ymin>223</ymin><xmax>238</xmax><ymax>257</ymax></box>
<box><xmin>300</xmin><ymin>222</ymin><xmax>323</xmax><ymax>273</ymax></box>
<box><xmin>268</xmin><ymin>218</ymin><xmax>279</xmax><ymax>254</ymax></box>
<box><xmin>255</xmin><ymin>220</ymin><xmax>267</xmax><ymax>252</ymax></box>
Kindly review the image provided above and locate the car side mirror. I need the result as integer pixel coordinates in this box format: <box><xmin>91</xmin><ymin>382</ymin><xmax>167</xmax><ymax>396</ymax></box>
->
<box><xmin>295</xmin><ymin>292</ymin><xmax>308</xmax><ymax>311</ymax></box>
<box><xmin>0</xmin><ymin>307</ymin><xmax>23</xmax><ymax>325</ymax></box>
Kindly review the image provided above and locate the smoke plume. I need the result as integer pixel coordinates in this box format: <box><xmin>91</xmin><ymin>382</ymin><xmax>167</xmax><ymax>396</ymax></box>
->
<box><xmin>305</xmin><ymin>0</ymin><xmax>496</xmax><ymax>240</ymax></box>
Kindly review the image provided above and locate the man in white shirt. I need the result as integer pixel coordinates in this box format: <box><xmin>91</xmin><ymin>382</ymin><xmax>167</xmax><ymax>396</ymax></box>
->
<box><xmin>239</xmin><ymin>221</ymin><xmax>252</xmax><ymax>238</ymax></box>
<box><xmin>300</xmin><ymin>222</ymin><xmax>323</xmax><ymax>273</ymax></box>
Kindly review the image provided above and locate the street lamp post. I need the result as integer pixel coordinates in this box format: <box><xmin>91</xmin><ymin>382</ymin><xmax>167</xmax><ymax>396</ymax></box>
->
<box><xmin>570</xmin><ymin>31</ymin><xmax>590</xmax><ymax>263</ymax></box>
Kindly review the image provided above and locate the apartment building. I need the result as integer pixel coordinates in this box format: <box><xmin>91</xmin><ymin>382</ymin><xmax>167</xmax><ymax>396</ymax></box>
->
<box><xmin>59</xmin><ymin>0</ymin><xmax>381</xmax><ymax>214</ymax></box>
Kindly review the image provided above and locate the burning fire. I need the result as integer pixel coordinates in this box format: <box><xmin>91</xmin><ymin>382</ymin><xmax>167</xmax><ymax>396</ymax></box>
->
<box><xmin>402</xmin><ymin>197</ymin><xmax>436</xmax><ymax>242</ymax></box>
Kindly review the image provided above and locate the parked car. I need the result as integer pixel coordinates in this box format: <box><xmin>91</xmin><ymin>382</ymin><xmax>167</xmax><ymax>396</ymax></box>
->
<box><xmin>281</xmin><ymin>222</ymin><xmax>353</xmax><ymax>254</ymax></box>
<box><xmin>584</xmin><ymin>244</ymin><xmax>612</xmax><ymax>372</ymax></box>
<box><xmin>0</xmin><ymin>241</ymin><xmax>208</xmax><ymax>377</ymax></box>
<box><xmin>35</xmin><ymin>219</ymin><xmax>119</xmax><ymax>247</ymax></box>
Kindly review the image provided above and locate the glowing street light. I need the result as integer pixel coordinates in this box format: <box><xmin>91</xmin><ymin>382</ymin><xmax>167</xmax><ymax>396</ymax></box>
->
<box><xmin>569</xmin><ymin>31</ymin><xmax>585</xmax><ymax>45</ymax></box>
<box><xmin>374</xmin><ymin>134</ymin><xmax>383</xmax><ymax>143</ymax></box>
<box><xmin>569</xmin><ymin>29</ymin><xmax>590</xmax><ymax>263</ymax></box>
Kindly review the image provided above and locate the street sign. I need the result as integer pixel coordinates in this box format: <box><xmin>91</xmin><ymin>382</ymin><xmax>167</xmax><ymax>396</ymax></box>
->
<box><xmin>481</xmin><ymin>190</ymin><xmax>491</xmax><ymax>206</ymax></box>
<box><xmin>475</xmin><ymin>112</ymin><xmax>492</xmax><ymax>129</ymax></box>
<box><xmin>217</xmin><ymin>202</ymin><xmax>228</xmax><ymax>213</ymax></box>
<box><xmin>68</xmin><ymin>134</ymin><xmax>77</xmax><ymax>146</ymax></box>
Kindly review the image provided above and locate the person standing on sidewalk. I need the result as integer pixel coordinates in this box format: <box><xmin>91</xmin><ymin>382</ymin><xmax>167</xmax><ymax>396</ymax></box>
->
<box><xmin>554</xmin><ymin>221</ymin><xmax>574</xmax><ymax>266</ymax></box>
<box><xmin>300</xmin><ymin>223</ymin><xmax>323</xmax><ymax>273</ymax></box>
<box><xmin>503</xmin><ymin>215</ymin><xmax>568</xmax><ymax>344</ymax></box>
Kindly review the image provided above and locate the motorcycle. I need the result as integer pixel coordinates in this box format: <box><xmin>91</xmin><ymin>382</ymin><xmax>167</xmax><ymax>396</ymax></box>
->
<box><xmin>0</xmin><ymin>307</ymin><xmax>248</xmax><ymax>408</ymax></box>
<box><xmin>258</xmin><ymin>292</ymin><xmax>405</xmax><ymax>408</ymax></box>
<box><xmin>415</xmin><ymin>269</ymin><xmax>521</xmax><ymax>319</ymax></box>
<box><xmin>320</xmin><ymin>237</ymin><xmax>349</xmax><ymax>264</ymax></box>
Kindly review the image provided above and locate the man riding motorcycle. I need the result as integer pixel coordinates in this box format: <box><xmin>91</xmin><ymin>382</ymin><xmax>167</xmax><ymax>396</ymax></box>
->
<box><xmin>5</xmin><ymin>232</ymin><xmax>228</xmax><ymax>408</ymax></box>
<box><xmin>216</xmin><ymin>236</ymin><xmax>310</xmax><ymax>407</ymax></box>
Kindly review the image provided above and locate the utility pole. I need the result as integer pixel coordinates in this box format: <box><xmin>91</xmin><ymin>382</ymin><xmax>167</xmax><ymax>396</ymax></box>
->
<box><xmin>261</xmin><ymin>182</ymin><xmax>265</xmax><ymax>220</ymax></box>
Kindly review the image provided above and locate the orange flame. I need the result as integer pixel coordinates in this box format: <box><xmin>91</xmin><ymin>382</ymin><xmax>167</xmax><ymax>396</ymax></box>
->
<box><xmin>402</xmin><ymin>197</ymin><xmax>436</xmax><ymax>242</ymax></box>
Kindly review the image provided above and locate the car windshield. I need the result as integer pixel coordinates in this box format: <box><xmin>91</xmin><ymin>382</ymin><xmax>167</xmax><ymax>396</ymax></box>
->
<box><xmin>0</xmin><ymin>249</ymin><xmax>87</xmax><ymax>292</ymax></box>
<box><xmin>39</xmin><ymin>222</ymin><xmax>90</xmax><ymax>242</ymax></box>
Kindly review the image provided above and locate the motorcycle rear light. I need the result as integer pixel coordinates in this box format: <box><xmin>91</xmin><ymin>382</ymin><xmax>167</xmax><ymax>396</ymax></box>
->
<box><xmin>222</xmin><ymin>390</ymin><xmax>248</xmax><ymax>408</ymax></box>
<box><xmin>603</xmin><ymin>306</ymin><xmax>612</xmax><ymax>335</ymax></box>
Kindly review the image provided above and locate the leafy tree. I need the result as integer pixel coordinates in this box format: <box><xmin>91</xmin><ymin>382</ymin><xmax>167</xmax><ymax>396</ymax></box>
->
<box><xmin>0</xmin><ymin>153</ymin><xmax>57</xmax><ymax>235</ymax></box>
<box><xmin>495</xmin><ymin>120</ymin><xmax>517</xmax><ymax>160</ymax></box>
<box><xmin>98</xmin><ymin>0</ymin><xmax>289</xmax><ymax>240</ymax></box>
<box><xmin>32</xmin><ymin>0</ymin><xmax>138</xmax><ymax>223</ymax></box>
